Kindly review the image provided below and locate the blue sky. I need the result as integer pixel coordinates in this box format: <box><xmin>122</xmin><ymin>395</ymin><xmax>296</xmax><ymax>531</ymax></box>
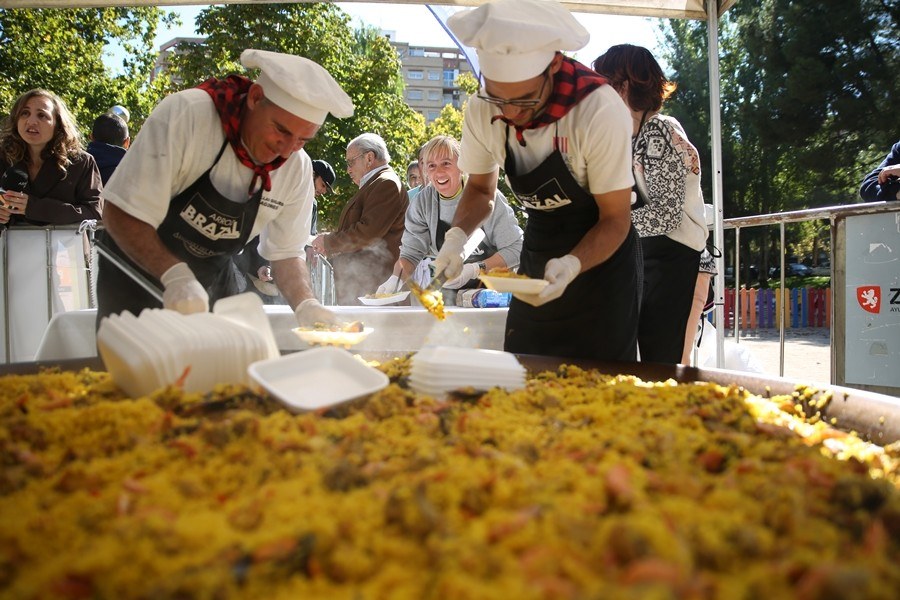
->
<box><xmin>125</xmin><ymin>3</ymin><xmax>664</xmax><ymax>71</ymax></box>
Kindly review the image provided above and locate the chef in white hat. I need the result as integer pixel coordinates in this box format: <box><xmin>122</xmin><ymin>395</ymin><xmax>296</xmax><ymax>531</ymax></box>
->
<box><xmin>96</xmin><ymin>49</ymin><xmax>354</xmax><ymax>330</ymax></box>
<box><xmin>433</xmin><ymin>0</ymin><xmax>640</xmax><ymax>362</ymax></box>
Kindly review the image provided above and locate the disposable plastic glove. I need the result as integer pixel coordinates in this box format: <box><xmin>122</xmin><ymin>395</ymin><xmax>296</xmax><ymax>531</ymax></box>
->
<box><xmin>160</xmin><ymin>262</ymin><xmax>209</xmax><ymax>314</ymax></box>
<box><xmin>431</xmin><ymin>227</ymin><xmax>467</xmax><ymax>281</ymax></box>
<box><xmin>294</xmin><ymin>298</ymin><xmax>340</xmax><ymax>328</ymax></box>
<box><xmin>513</xmin><ymin>254</ymin><xmax>581</xmax><ymax>307</ymax></box>
<box><xmin>442</xmin><ymin>262</ymin><xmax>481</xmax><ymax>290</ymax></box>
<box><xmin>376</xmin><ymin>275</ymin><xmax>402</xmax><ymax>295</ymax></box>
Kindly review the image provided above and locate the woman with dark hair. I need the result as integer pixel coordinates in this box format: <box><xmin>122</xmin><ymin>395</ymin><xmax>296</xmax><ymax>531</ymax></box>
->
<box><xmin>593</xmin><ymin>45</ymin><xmax>708</xmax><ymax>364</ymax></box>
<box><xmin>0</xmin><ymin>89</ymin><xmax>102</xmax><ymax>226</ymax></box>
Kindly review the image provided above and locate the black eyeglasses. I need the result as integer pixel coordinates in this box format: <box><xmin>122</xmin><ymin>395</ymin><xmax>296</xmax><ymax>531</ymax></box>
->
<box><xmin>477</xmin><ymin>68</ymin><xmax>551</xmax><ymax>109</ymax></box>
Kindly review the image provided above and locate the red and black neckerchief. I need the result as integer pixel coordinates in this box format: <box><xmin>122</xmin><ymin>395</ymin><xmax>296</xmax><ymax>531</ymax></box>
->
<box><xmin>197</xmin><ymin>75</ymin><xmax>286</xmax><ymax>195</ymax></box>
<box><xmin>491</xmin><ymin>56</ymin><xmax>608</xmax><ymax>147</ymax></box>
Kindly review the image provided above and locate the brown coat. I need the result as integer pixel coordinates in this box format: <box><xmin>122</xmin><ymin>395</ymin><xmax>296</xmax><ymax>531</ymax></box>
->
<box><xmin>324</xmin><ymin>166</ymin><xmax>408</xmax><ymax>305</ymax></box>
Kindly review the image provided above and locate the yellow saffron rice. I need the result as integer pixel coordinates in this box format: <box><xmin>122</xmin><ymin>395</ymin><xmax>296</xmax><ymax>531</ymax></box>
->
<box><xmin>1</xmin><ymin>361</ymin><xmax>899</xmax><ymax>599</ymax></box>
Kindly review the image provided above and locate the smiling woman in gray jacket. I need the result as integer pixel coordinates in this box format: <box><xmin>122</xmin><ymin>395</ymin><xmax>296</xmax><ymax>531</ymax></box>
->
<box><xmin>377</xmin><ymin>135</ymin><xmax>524</xmax><ymax>298</ymax></box>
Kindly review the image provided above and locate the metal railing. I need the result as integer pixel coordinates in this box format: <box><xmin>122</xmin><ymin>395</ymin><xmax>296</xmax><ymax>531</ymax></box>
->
<box><xmin>308</xmin><ymin>253</ymin><xmax>336</xmax><ymax>306</ymax></box>
<box><xmin>1</xmin><ymin>220</ymin><xmax>339</xmax><ymax>363</ymax></box>
<box><xmin>76</xmin><ymin>220</ymin><xmax>338</xmax><ymax>306</ymax></box>
<box><xmin>723</xmin><ymin>200</ymin><xmax>899</xmax><ymax>379</ymax></box>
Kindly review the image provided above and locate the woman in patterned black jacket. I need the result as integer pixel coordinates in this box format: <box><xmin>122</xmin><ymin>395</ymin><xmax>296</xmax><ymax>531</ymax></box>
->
<box><xmin>594</xmin><ymin>45</ymin><xmax>708</xmax><ymax>364</ymax></box>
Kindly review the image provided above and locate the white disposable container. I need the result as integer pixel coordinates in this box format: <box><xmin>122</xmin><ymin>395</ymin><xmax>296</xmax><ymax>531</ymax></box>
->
<box><xmin>248</xmin><ymin>346</ymin><xmax>389</xmax><ymax>412</ymax></box>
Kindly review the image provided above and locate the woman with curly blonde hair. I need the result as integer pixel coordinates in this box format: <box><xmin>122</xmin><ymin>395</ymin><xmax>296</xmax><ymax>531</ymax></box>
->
<box><xmin>0</xmin><ymin>88</ymin><xmax>102</xmax><ymax>226</ymax></box>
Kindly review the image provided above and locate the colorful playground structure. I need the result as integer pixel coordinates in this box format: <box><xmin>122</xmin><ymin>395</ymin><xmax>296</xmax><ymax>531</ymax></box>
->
<box><xmin>723</xmin><ymin>287</ymin><xmax>831</xmax><ymax>330</ymax></box>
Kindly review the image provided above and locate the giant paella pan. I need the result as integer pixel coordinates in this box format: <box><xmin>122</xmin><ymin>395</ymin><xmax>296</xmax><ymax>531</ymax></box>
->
<box><xmin>2</xmin><ymin>352</ymin><xmax>899</xmax><ymax>599</ymax></box>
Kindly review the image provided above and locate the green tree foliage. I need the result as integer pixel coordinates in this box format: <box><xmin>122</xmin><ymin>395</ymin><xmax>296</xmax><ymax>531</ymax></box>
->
<box><xmin>456</xmin><ymin>71</ymin><xmax>479</xmax><ymax>96</ymax></box>
<box><xmin>163</xmin><ymin>3</ymin><xmax>423</xmax><ymax>230</ymax></box>
<box><xmin>660</xmin><ymin>0</ymin><xmax>898</xmax><ymax>279</ymax></box>
<box><xmin>423</xmin><ymin>103</ymin><xmax>464</xmax><ymax>142</ymax></box>
<box><xmin>0</xmin><ymin>7</ymin><xmax>173</xmax><ymax>136</ymax></box>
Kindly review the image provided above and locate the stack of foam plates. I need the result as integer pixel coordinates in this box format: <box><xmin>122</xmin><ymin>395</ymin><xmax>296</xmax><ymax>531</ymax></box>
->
<box><xmin>408</xmin><ymin>346</ymin><xmax>526</xmax><ymax>397</ymax></box>
<box><xmin>97</xmin><ymin>293</ymin><xmax>278</xmax><ymax>398</ymax></box>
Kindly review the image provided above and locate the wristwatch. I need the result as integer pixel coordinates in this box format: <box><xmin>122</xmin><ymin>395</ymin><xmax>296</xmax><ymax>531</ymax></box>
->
<box><xmin>477</xmin><ymin>261</ymin><xmax>487</xmax><ymax>273</ymax></box>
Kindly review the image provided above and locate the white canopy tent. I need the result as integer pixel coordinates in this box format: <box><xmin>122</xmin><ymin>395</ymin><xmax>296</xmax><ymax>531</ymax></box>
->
<box><xmin>0</xmin><ymin>1</ymin><xmax>736</xmax><ymax>19</ymax></box>
<box><xmin>0</xmin><ymin>0</ymin><xmax>737</xmax><ymax>366</ymax></box>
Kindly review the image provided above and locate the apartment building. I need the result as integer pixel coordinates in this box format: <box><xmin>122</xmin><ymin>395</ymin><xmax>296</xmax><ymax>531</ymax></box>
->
<box><xmin>389</xmin><ymin>37</ymin><xmax>474</xmax><ymax>124</ymax></box>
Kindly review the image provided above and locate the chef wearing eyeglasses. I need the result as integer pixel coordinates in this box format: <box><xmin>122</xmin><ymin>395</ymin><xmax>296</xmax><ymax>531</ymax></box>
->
<box><xmin>432</xmin><ymin>0</ymin><xmax>640</xmax><ymax>361</ymax></box>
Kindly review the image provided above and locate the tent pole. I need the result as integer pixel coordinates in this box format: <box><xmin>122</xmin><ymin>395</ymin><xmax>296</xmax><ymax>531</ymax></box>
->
<box><xmin>707</xmin><ymin>0</ymin><xmax>726</xmax><ymax>368</ymax></box>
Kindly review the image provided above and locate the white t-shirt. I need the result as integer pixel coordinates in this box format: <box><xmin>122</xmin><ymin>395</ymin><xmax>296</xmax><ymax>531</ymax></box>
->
<box><xmin>458</xmin><ymin>84</ymin><xmax>634</xmax><ymax>196</ymax></box>
<box><xmin>103</xmin><ymin>89</ymin><xmax>314</xmax><ymax>262</ymax></box>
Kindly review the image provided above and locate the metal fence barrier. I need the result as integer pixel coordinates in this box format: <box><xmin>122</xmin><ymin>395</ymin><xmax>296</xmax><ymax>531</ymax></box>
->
<box><xmin>1</xmin><ymin>221</ymin><xmax>339</xmax><ymax>363</ymax></box>
<box><xmin>724</xmin><ymin>201</ymin><xmax>900</xmax><ymax>387</ymax></box>
<box><xmin>1</xmin><ymin>223</ymin><xmax>93</xmax><ymax>363</ymax></box>
<box><xmin>308</xmin><ymin>253</ymin><xmax>336</xmax><ymax>306</ymax></box>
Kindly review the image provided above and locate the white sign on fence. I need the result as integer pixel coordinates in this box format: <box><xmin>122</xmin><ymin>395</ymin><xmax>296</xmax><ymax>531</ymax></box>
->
<box><xmin>843</xmin><ymin>211</ymin><xmax>900</xmax><ymax>388</ymax></box>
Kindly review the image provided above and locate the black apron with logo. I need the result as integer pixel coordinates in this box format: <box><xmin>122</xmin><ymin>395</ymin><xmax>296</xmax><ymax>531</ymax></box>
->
<box><xmin>96</xmin><ymin>141</ymin><xmax>261</xmax><ymax>323</ymax></box>
<box><xmin>502</xmin><ymin>130</ymin><xmax>640</xmax><ymax>361</ymax></box>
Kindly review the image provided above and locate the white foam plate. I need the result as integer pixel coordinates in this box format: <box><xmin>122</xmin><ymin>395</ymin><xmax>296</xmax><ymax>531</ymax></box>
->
<box><xmin>412</xmin><ymin>346</ymin><xmax>525</xmax><ymax>372</ymax></box>
<box><xmin>292</xmin><ymin>326</ymin><xmax>374</xmax><ymax>347</ymax></box>
<box><xmin>125</xmin><ymin>311</ymin><xmax>171</xmax><ymax>386</ymax></box>
<box><xmin>479</xmin><ymin>274</ymin><xmax>548</xmax><ymax>295</ymax></box>
<box><xmin>213</xmin><ymin>292</ymin><xmax>279</xmax><ymax>360</ymax></box>
<box><xmin>142</xmin><ymin>310</ymin><xmax>183</xmax><ymax>384</ymax></box>
<box><xmin>97</xmin><ymin>314</ymin><xmax>156</xmax><ymax>398</ymax></box>
<box><xmin>358</xmin><ymin>291</ymin><xmax>410</xmax><ymax>306</ymax></box>
<box><xmin>248</xmin><ymin>347</ymin><xmax>389</xmax><ymax>412</ymax></box>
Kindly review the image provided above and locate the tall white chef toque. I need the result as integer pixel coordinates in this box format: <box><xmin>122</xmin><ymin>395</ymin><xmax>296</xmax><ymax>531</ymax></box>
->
<box><xmin>240</xmin><ymin>49</ymin><xmax>354</xmax><ymax>124</ymax></box>
<box><xmin>447</xmin><ymin>0</ymin><xmax>589</xmax><ymax>83</ymax></box>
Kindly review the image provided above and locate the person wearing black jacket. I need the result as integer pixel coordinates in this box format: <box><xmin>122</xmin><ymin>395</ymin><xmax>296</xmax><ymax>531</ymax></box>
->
<box><xmin>860</xmin><ymin>140</ymin><xmax>900</xmax><ymax>202</ymax></box>
<box><xmin>87</xmin><ymin>113</ymin><xmax>129</xmax><ymax>185</ymax></box>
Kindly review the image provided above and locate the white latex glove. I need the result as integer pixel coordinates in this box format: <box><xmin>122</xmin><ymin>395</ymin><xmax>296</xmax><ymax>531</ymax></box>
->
<box><xmin>442</xmin><ymin>262</ymin><xmax>481</xmax><ymax>290</ymax></box>
<box><xmin>294</xmin><ymin>298</ymin><xmax>340</xmax><ymax>328</ymax></box>
<box><xmin>376</xmin><ymin>275</ymin><xmax>402</xmax><ymax>295</ymax></box>
<box><xmin>513</xmin><ymin>255</ymin><xmax>581</xmax><ymax>307</ymax></box>
<box><xmin>160</xmin><ymin>262</ymin><xmax>209</xmax><ymax>314</ymax></box>
<box><xmin>431</xmin><ymin>227</ymin><xmax>467</xmax><ymax>281</ymax></box>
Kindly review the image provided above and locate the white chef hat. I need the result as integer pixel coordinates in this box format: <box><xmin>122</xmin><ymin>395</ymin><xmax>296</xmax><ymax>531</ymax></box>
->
<box><xmin>448</xmin><ymin>0</ymin><xmax>589</xmax><ymax>82</ymax></box>
<box><xmin>240</xmin><ymin>49</ymin><xmax>354</xmax><ymax>124</ymax></box>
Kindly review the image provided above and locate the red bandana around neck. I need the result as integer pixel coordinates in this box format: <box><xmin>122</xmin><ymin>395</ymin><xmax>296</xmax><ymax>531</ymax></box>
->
<box><xmin>197</xmin><ymin>75</ymin><xmax>287</xmax><ymax>195</ymax></box>
<box><xmin>491</xmin><ymin>57</ymin><xmax>608</xmax><ymax>147</ymax></box>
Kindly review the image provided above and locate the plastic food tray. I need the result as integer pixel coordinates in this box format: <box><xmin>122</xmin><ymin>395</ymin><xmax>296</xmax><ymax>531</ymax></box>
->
<box><xmin>247</xmin><ymin>346</ymin><xmax>388</xmax><ymax>412</ymax></box>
